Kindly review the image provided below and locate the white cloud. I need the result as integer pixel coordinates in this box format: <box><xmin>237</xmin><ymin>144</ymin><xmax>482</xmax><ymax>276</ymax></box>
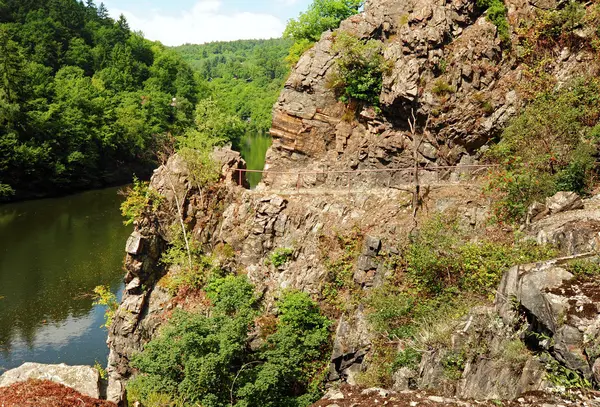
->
<box><xmin>110</xmin><ymin>0</ymin><xmax>286</xmax><ymax>46</ymax></box>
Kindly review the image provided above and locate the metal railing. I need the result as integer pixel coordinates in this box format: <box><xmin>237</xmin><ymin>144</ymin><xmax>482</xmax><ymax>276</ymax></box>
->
<box><xmin>235</xmin><ymin>164</ymin><xmax>497</xmax><ymax>191</ymax></box>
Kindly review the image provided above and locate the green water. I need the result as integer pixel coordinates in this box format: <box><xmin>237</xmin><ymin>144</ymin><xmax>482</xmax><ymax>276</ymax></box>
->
<box><xmin>0</xmin><ymin>186</ymin><xmax>130</xmax><ymax>373</ymax></box>
<box><xmin>0</xmin><ymin>133</ymin><xmax>271</xmax><ymax>374</ymax></box>
<box><xmin>239</xmin><ymin>132</ymin><xmax>272</xmax><ymax>188</ymax></box>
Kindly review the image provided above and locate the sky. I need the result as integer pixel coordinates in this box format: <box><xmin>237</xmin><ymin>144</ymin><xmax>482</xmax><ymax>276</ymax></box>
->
<box><xmin>102</xmin><ymin>0</ymin><xmax>313</xmax><ymax>46</ymax></box>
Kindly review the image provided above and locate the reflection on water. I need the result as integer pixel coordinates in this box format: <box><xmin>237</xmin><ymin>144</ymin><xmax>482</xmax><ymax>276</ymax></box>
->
<box><xmin>0</xmin><ymin>186</ymin><xmax>130</xmax><ymax>372</ymax></box>
<box><xmin>239</xmin><ymin>132</ymin><xmax>272</xmax><ymax>188</ymax></box>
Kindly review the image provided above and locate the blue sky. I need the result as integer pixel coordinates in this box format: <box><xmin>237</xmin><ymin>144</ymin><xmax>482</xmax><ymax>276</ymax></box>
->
<box><xmin>102</xmin><ymin>0</ymin><xmax>312</xmax><ymax>46</ymax></box>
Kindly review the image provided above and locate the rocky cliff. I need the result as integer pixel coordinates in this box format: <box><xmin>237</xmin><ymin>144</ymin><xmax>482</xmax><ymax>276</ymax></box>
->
<box><xmin>105</xmin><ymin>0</ymin><xmax>600</xmax><ymax>404</ymax></box>
<box><xmin>265</xmin><ymin>0</ymin><xmax>596</xmax><ymax>189</ymax></box>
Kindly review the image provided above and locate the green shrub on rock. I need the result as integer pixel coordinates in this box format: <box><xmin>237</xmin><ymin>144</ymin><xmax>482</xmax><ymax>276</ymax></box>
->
<box><xmin>486</xmin><ymin>78</ymin><xmax>600</xmax><ymax>222</ymax></box>
<box><xmin>328</xmin><ymin>32</ymin><xmax>390</xmax><ymax>107</ymax></box>
<box><xmin>127</xmin><ymin>277</ymin><xmax>331</xmax><ymax>407</ymax></box>
<box><xmin>120</xmin><ymin>177</ymin><xmax>164</xmax><ymax>226</ymax></box>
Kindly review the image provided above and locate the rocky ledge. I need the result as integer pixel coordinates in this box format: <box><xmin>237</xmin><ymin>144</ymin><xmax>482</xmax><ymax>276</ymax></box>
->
<box><xmin>0</xmin><ymin>362</ymin><xmax>101</xmax><ymax>399</ymax></box>
<box><xmin>314</xmin><ymin>386</ymin><xmax>600</xmax><ymax>407</ymax></box>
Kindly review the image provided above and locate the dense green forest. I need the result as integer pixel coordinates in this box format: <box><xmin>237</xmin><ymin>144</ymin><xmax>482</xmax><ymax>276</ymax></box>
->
<box><xmin>173</xmin><ymin>39</ymin><xmax>292</xmax><ymax>134</ymax></box>
<box><xmin>0</xmin><ymin>0</ymin><xmax>198</xmax><ymax>200</ymax></box>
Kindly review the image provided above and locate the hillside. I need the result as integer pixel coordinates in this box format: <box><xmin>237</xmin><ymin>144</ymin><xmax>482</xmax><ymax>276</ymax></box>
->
<box><xmin>0</xmin><ymin>0</ymin><xmax>200</xmax><ymax>200</ymax></box>
<box><xmin>173</xmin><ymin>39</ymin><xmax>293</xmax><ymax>134</ymax></box>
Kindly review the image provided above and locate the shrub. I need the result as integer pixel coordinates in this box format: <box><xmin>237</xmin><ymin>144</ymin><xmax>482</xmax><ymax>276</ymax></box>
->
<box><xmin>565</xmin><ymin>259</ymin><xmax>600</xmax><ymax>277</ymax></box>
<box><xmin>500</xmin><ymin>339</ymin><xmax>530</xmax><ymax>368</ymax></box>
<box><xmin>120</xmin><ymin>177</ymin><xmax>163</xmax><ymax>226</ymax></box>
<box><xmin>393</xmin><ymin>347</ymin><xmax>422</xmax><ymax>370</ymax></box>
<box><xmin>267</xmin><ymin>247</ymin><xmax>294</xmax><ymax>268</ymax></box>
<box><xmin>128</xmin><ymin>279</ymin><xmax>331</xmax><ymax>407</ymax></box>
<box><xmin>477</xmin><ymin>0</ymin><xmax>510</xmax><ymax>44</ymax></box>
<box><xmin>92</xmin><ymin>285</ymin><xmax>119</xmax><ymax>328</ymax></box>
<box><xmin>285</xmin><ymin>38</ymin><xmax>315</xmax><ymax>66</ymax></box>
<box><xmin>441</xmin><ymin>351</ymin><xmax>466</xmax><ymax>380</ymax></box>
<box><xmin>328</xmin><ymin>32</ymin><xmax>389</xmax><ymax>107</ymax></box>
<box><xmin>0</xmin><ymin>183</ymin><xmax>14</xmax><ymax>197</ymax></box>
<box><xmin>431</xmin><ymin>79</ymin><xmax>455</xmax><ymax>96</ymax></box>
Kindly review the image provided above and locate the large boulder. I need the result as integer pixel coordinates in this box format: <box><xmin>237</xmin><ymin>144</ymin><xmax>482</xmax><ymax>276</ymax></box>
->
<box><xmin>0</xmin><ymin>363</ymin><xmax>101</xmax><ymax>399</ymax></box>
<box><xmin>496</xmin><ymin>257</ymin><xmax>600</xmax><ymax>380</ymax></box>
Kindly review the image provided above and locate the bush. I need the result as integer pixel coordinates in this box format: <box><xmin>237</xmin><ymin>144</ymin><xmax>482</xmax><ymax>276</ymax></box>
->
<box><xmin>267</xmin><ymin>247</ymin><xmax>294</xmax><ymax>268</ymax></box>
<box><xmin>120</xmin><ymin>177</ymin><xmax>163</xmax><ymax>226</ymax></box>
<box><xmin>431</xmin><ymin>79</ymin><xmax>455</xmax><ymax>96</ymax></box>
<box><xmin>328</xmin><ymin>32</ymin><xmax>389</xmax><ymax>107</ymax></box>
<box><xmin>486</xmin><ymin>78</ymin><xmax>600</xmax><ymax>222</ymax></box>
<box><xmin>92</xmin><ymin>285</ymin><xmax>119</xmax><ymax>328</ymax></box>
<box><xmin>565</xmin><ymin>259</ymin><xmax>600</xmax><ymax>277</ymax></box>
<box><xmin>393</xmin><ymin>347</ymin><xmax>422</xmax><ymax>370</ymax></box>
<box><xmin>128</xmin><ymin>278</ymin><xmax>331</xmax><ymax>407</ymax></box>
<box><xmin>477</xmin><ymin>0</ymin><xmax>510</xmax><ymax>43</ymax></box>
<box><xmin>176</xmin><ymin>99</ymin><xmax>245</xmax><ymax>189</ymax></box>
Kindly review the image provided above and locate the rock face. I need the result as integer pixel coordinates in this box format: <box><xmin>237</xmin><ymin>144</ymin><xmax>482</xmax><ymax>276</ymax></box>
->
<box><xmin>527</xmin><ymin>194</ymin><xmax>600</xmax><ymax>255</ymax></box>
<box><xmin>264</xmin><ymin>0</ymin><xmax>595</xmax><ymax>190</ymax></box>
<box><xmin>106</xmin><ymin>148</ymin><xmax>247</xmax><ymax>403</ymax></box>
<box><xmin>496</xmin><ymin>256</ymin><xmax>600</xmax><ymax>382</ymax></box>
<box><xmin>313</xmin><ymin>385</ymin><xmax>600</xmax><ymax>407</ymax></box>
<box><xmin>105</xmin><ymin>0</ymin><xmax>600</xmax><ymax>402</ymax></box>
<box><xmin>0</xmin><ymin>363</ymin><xmax>100</xmax><ymax>399</ymax></box>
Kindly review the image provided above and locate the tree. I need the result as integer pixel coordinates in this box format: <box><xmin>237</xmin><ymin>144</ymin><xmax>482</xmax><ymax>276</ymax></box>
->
<box><xmin>284</xmin><ymin>0</ymin><xmax>363</xmax><ymax>43</ymax></box>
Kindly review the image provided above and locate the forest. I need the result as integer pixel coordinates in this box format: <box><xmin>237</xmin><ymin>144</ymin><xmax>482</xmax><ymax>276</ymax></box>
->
<box><xmin>173</xmin><ymin>38</ymin><xmax>293</xmax><ymax>134</ymax></box>
<box><xmin>0</xmin><ymin>0</ymin><xmax>198</xmax><ymax>200</ymax></box>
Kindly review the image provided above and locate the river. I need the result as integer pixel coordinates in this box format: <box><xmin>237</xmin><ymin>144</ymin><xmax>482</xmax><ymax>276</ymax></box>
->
<box><xmin>0</xmin><ymin>133</ymin><xmax>271</xmax><ymax>373</ymax></box>
<box><xmin>0</xmin><ymin>186</ymin><xmax>130</xmax><ymax>373</ymax></box>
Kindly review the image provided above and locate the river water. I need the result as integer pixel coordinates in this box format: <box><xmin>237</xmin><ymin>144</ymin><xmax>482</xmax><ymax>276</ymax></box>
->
<box><xmin>0</xmin><ymin>186</ymin><xmax>130</xmax><ymax>373</ymax></box>
<box><xmin>0</xmin><ymin>133</ymin><xmax>271</xmax><ymax>373</ymax></box>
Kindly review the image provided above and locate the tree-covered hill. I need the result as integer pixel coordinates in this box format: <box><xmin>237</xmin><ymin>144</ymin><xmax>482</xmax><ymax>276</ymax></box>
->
<box><xmin>0</xmin><ymin>0</ymin><xmax>198</xmax><ymax>200</ymax></box>
<box><xmin>173</xmin><ymin>38</ymin><xmax>293</xmax><ymax>134</ymax></box>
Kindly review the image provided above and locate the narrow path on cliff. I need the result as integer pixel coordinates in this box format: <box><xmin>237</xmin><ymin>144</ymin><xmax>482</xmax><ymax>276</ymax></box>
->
<box><xmin>236</xmin><ymin>164</ymin><xmax>494</xmax><ymax>195</ymax></box>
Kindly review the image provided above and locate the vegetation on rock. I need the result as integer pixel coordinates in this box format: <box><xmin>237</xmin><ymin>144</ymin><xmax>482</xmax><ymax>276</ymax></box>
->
<box><xmin>486</xmin><ymin>78</ymin><xmax>600</xmax><ymax>222</ymax></box>
<box><xmin>92</xmin><ymin>285</ymin><xmax>119</xmax><ymax>328</ymax></box>
<box><xmin>476</xmin><ymin>0</ymin><xmax>510</xmax><ymax>44</ymax></box>
<box><xmin>358</xmin><ymin>216</ymin><xmax>557</xmax><ymax>386</ymax></box>
<box><xmin>284</xmin><ymin>0</ymin><xmax>363</xmax><ymax>65</ymax></box>
<box><xmin>127</xmin><ymin>275</ymin><xmax>331</xmax><ymax>407</ymax></box>
<box><xmin>329</xmin><ymin>32</ymin><xmax>389</xmax><ymax>108</ymax></box>
<box><xmin>120</xmin><ymin>177</ymin><xmax>164</xmax><ymax>226</ymax></box>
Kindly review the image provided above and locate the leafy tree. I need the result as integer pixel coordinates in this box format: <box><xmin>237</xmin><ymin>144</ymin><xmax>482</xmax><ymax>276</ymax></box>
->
<box><xmin>173</xmin><ymin>38</ymin><xmax>292</xmax><ymax>134</ymax></box>
<box><xmin>0</xmin><ymin>0</ymin><xmax>199</xmax><ymax>200</ymax></box>
<box><xmin>284</xmin><ymin>0</ymin><xmax>363</xmax><ymax>43</ymax></box>
<box><xmin>283</xmin><ymin>0</ymin><xmax>363</xmax><ymax>65</ymax></box>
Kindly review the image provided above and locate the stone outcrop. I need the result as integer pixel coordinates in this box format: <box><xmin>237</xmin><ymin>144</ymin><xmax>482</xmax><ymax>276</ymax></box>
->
<box><xmin>527</xmin><ymin>193</ymin><xmax>600</xmax><ymax>255</ymax></box>
<box><xmin>496</xmin><ymin>256</ymin><xmax>600</xmax><ymax>383</ymax></box>
<box><xmin>0</xmin><ymin>363</ymin><xmax>101</xmax><ymax>399</ymax></box>
<box><xmin>314</xmin><ymin>384</ymin><xmax>600</xmax><ymax>406</ymax></box>
<box><xmin>265</xmin><ymin>0</ymin><xmax>596</xmax><ymax>191</ymax></box>
<box><xmin>105</xmin><ymin>0</ymin><xmax>600</xmax><ymax>403</ymax></box>
<box><xmin>106</xmin><ymin>148</ymin><xmax>247</xmax><ymax>403</ymax></box>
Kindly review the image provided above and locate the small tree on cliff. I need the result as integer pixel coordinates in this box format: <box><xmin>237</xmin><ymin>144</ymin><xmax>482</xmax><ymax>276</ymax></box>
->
<box><xmin>284</xmin><ymin>0</ymin><xmax>364</xmax><ymax>64</ymax></box>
